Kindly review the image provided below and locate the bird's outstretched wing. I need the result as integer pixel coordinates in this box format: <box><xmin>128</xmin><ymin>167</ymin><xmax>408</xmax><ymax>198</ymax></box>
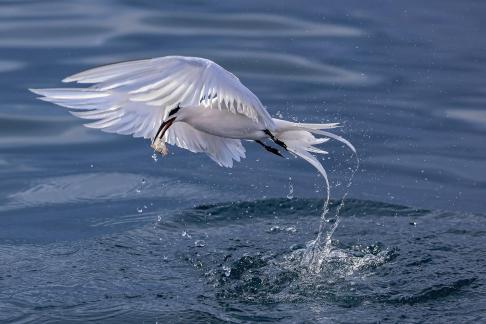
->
<box><xmin>30</xmin><ymin>56</ymin><xmax>275</xmax><ymax>141</ymax></box>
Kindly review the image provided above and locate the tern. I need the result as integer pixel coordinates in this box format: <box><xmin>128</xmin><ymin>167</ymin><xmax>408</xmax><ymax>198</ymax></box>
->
<box><xmin>30</xmin><ymin>56</ymin><xmax>355</xmax><ymax>200</ymax></box>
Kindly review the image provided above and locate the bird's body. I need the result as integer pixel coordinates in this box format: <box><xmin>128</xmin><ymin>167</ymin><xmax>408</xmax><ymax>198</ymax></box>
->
<box><xmin>177</xmin><ymin>105</ymin><xmax>267</xmax><ymax>140</ymax></box>
<box><xmin>30</xmin><ymin>56</ymin><xmax>355</xmax><ymax>199</ymax></box>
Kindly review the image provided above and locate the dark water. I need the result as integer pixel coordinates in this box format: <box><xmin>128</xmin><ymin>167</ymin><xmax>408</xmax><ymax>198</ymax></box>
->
<box><xmin>1</xmin><ymin>0</ymin><xmax>486</xmax><ymax>322</ymax></box>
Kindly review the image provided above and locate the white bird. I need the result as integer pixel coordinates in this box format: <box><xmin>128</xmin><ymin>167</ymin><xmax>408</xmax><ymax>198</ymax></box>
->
<box><xmin>30</xmin><ymin>56</ymin><xmax>355</xmax><ymax>200</ymax></box>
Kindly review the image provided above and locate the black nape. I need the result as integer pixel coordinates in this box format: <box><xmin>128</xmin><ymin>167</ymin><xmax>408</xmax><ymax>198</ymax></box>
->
<box><xmin>168</xmin><ymin>104</ymin><xmax>181</xmax><ymax>117</ymax></box>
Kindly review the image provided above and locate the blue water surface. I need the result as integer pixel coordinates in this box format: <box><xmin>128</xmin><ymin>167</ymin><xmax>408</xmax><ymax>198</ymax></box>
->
<box><xmin>1</xmin><ymin>0</ymin><xmax>485</xmax><ymax>322</ymax></box>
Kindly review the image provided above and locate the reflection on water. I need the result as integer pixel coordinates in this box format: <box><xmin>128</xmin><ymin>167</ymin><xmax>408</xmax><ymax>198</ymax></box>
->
<box><xmin>5</xmin><ymin>173</ymin><xmax>212</xmax><ymax>210</ymax></box>
<box><xmin>446</xmin><ymin>109</ymin><xmax>486</xmax><ymax>128</ymax></box>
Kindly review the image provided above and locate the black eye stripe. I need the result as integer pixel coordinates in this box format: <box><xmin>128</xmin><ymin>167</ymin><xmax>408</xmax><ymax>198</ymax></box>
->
<box><xmin>168</xmin><ymin>106</ymin><xmax>181</xmax><ymax>117</ymax></box>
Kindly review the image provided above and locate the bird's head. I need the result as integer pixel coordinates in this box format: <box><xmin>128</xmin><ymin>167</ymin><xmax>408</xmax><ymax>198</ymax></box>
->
<box><xmin>167</xmin><ymin>104</ymin><xmax>181</xmax><ymax>119</ymax></box>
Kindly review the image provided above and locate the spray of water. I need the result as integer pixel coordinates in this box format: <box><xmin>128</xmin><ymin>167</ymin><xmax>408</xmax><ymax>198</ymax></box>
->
<box><xmin>300</xmin><ymin>144</ymin><xmax>360</xmax><ymax>273</ymax></box>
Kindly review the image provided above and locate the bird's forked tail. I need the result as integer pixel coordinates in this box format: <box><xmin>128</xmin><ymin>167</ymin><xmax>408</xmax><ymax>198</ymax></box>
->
<box><xmin>273</xmin><ymin>118</ymin><xmax>357</xmax><ymax>206</ymax></box>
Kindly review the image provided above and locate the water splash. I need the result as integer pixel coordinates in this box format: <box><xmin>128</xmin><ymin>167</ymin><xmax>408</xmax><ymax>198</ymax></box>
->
<box><xmin>300</xmin><ymin>149</ymin><xmax>361</xmax><ymax>273</ymax></box>
<box><xmin>182</xmin><ymin>230</ymin><xmax>192</xmax><ymax>238</ymax></box>
<box><xmin>194</xmin><ymin>240</ymin><xmax>206</xmax><ymax>247</ymax></box>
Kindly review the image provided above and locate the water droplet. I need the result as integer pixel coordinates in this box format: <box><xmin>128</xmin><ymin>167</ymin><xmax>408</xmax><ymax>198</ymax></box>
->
<box><xmin>222</xmin><ymin>265</ymin><xmax>231</xmax><ymax>277</ymax></box>
<box><xmin>286</xmin><ymin>226</ymin><xmax>297</xmax><ymax>233</ymax></box>
<box><xmin>151</xmin><ymin>152</ymin><xmax>158</xmax><ymax>162</ymax></box>
<box><xmin>194</xmin><ymin>240</ymin><xmax>206</xmax><ymax>247</ymax></box>
<box><xmin>268</xmin><ymin>225</ymin><xmax>280</xmax><ymax>232</ymax></box>
<box><xmin>182</xmin><ymin>231</ymin><xmax>191</xmax><ymax>238</ymax></box>
<box><xmin>287</xmin><ymin>177</ymin><xmax>294</xmax><ymax>199</ymax></box>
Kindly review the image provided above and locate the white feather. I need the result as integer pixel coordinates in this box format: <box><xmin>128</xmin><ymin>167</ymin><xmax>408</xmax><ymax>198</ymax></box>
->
<box><xmin>165</xmin><ymin>122</ymin><xmax>246</xmax><ymax>168</ymax></box>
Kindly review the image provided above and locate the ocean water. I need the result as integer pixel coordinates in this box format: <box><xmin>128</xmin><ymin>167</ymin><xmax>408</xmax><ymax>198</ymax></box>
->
<box><xmin>1</xmin><ymin>0</ymin><xmax>485</xmax><ymax>322</ymax></box>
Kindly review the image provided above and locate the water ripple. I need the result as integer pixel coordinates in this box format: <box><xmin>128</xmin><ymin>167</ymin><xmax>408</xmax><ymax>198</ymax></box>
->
<box><xmin>3</xmin><ymin>172</ymin><xmax>216</xmax><ymax>211</ymax></box>
<box><xmin>144</xmin><ymin>12</ymin><xmax>363</xmax><ymax>38</ymax></box>
<box><xmin>0</xmin><ymin>1</ymin><xmax>362</xmax><ymax>48</ymax></box>
<box><xmin>446</xmin><ymin>109</ymin><xmax>486</xmax><ymax>128</ymax></box>
<box><xmin>0</xmin><ymin>60</ymin><xmax>24</xmax><ymax>73</ymax></box>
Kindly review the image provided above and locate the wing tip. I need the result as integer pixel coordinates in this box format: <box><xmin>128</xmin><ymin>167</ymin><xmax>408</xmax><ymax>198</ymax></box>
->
<box><xmin>29</xmin><ymin>88</ymin><xmax>45</xmax><ymax>96</ymax></box>
<box><xmin>62</xmin><ymin>76</ymin><xmax>76</xmax><ymax>83</ymax></box>
<box><xmin>29</xmin><ymin>88</ymin><xmax>55</xmax><ymax>102</ymax></box>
